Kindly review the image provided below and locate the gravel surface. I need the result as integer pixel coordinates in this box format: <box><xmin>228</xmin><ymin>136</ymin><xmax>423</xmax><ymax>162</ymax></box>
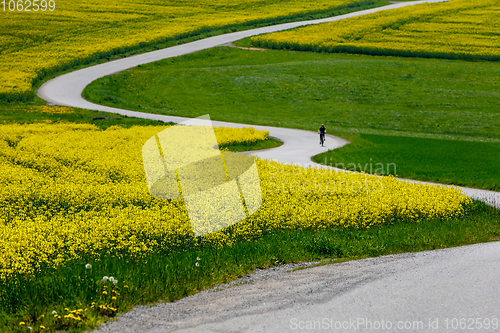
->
<box><xmin>92</xmin><ymin>242</ymin><xmax>500</xmax><ymax>332</ymax></box>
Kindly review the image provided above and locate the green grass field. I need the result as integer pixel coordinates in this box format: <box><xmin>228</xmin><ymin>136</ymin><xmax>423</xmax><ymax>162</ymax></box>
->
<box><xmin>83</xmin><ymin>47</ymin><xmax>500</xmax><ymax>140</ymax></box>
<box><xmin>313</xmin><ymin>134</ymin><xmax>500</xmax><ymax>191</ymax></box>
<box><xmin>83</xmin><ymin>46</ymin><xmax>500</xmax><ymax>190</ymax></box>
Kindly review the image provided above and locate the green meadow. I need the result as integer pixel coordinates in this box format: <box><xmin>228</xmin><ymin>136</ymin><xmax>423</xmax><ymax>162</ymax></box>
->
<box><xmin>83</xmin><ymin>47</ymin><xmax>500</xmax><ymax>190</ymax></box>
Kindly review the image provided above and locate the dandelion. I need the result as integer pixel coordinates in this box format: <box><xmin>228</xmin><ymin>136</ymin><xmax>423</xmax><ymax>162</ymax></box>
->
<box><xmin>85</xmin><ymin>263</ymin><xmax>92</xmax><ymax>269</ymax></box>
<box><xmin>103</xmin><ymin>291</ymin><xmax>108</xmax><ymax>295</ymax></box>
<box><xmin>52</xmin><ymin>311</ymin><xmax>57</xmax><ymax>315</ymax></box>
<box><xmin>195</xmin><ymin>262</ymin><xmax>200</xmax><ymax>267</ymax></box>
<box><xmin>102</xmin><ymin>276</ymin><xmax>109</xmax><ymax>282</ymax></box>
<box><xmin>112</xmin><ymin>296</ymin><xmax>117</xmax><ymax>300</ymax></box>
<box><xmin>197</xmin><ymin>257</ymin><xmax>201</xmax><ymax>261</ymax></box>
<box><xmin>19</xmin><ymin>322</ymin><xmax>25</xmax><ymax>326</ymax></box>
<box><xmin>40</xmin><ymin>326</ymin><xmax>46</xmax><ymax>329</ymax></box>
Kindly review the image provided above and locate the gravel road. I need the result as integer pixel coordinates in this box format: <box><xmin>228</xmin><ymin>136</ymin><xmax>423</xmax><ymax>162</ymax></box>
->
<box><xmin>93</xmin><ymin>242</ymin><xmax>500</xmax><ymax>332</ymax></box>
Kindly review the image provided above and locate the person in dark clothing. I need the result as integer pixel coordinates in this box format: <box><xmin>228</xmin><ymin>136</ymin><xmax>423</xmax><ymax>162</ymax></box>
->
<box><xmin>318</xmin><ymin>124</ymin><xmax>326</xmax><ymax>146</ymax></box>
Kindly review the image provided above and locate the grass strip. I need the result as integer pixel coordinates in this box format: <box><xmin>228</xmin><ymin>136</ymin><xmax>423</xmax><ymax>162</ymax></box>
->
<box><xmin>219</xmin><ymin>137</ymin><xmax>283</xmax><ymax>152</ymax></box>
<box><xmin>0</xmin><ymin>105</ymin><xmax>169</xmax><ymax>130</ymax></box>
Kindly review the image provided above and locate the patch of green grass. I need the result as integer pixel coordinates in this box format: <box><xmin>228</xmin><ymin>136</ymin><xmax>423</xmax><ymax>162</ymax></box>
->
<box><xmin>232</xmin><ymin>36</ymin><xmax>260</xmax><ymax>48</ymax></box>
<box><xmin>0</xmin><ymin>105</ymin><xmax>170</xmax><ymax>130</ymax></box>
<box><xmin>1</xmin><ymin>201</ymin><xmax>498</xmax><ymax>332</ymax></box>
<box><xmin>313</xmin><ymin>134</ymin><xmax>500</xmax><ymax>191</ymax></box>
<box><xmin>220</xmin><ymin>137</ymin><xmax>283</xmax><ymax>151</ymax></box>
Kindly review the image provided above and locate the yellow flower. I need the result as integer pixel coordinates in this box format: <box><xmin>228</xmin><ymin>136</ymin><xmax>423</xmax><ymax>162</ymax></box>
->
<box><xmin>250</xmin><ymin>0</ymin><xmax>500</xmax><ymax>61</ymax></box>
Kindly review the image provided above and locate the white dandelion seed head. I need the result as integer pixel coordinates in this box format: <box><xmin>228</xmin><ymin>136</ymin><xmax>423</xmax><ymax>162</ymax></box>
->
<box><xmin>52</xmin><ymin>310</ymin><xmax>57</xmax><ymax>315</ymax></box>
<box><xmin>196</xmin><ymin>257</ymin><xmax>201</xmax><ymax>261</ymax></box>
<box><xmin>102</xmin><ymin>276</ymin><xmax>109</xmax><ymax>282</ymax></box>
<box><xmin>85</xmin><ymin>264</ymin><xmax>92</xmax><ymax>269</ymax></box>
<box><xmin>195</xmin><ymin>262</ymin><xmax>199</xmax><ymax>267</ymax></box>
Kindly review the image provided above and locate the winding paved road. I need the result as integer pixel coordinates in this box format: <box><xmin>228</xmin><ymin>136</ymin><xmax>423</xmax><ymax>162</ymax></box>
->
<box><xmin>37</xmin><ymin>1</ymin><xmax>500</xmax><ymax>332</ymax></box>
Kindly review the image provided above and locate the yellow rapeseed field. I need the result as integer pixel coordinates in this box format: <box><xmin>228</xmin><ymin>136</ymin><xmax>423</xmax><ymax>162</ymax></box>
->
<box><xmin>0</xmin><ymin>0</ymin><xmax>363</xmax><ymax>99</ymax></box>
<box><xmin>251</xmin><ymin>0</ymin><xmax>500</xmax><ymax>60</ymax></box>
<box><xmin>0</xmin><ymin>123</ymin><xmax>471</xmax><ymax>278</ymax></box>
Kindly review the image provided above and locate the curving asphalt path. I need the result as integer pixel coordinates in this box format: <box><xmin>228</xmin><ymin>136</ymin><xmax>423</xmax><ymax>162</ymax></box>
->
<box><xmin>36</xmin><ymin>1</ymin><xmax>500</xmax><ymax>332</ymax></box>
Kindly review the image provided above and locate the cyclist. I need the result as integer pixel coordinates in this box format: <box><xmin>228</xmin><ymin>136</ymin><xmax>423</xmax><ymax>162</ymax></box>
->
<box><xmin>318</xmin><ymin>124</ymin><xmax>326</xmax><ymax>146</ymax></box>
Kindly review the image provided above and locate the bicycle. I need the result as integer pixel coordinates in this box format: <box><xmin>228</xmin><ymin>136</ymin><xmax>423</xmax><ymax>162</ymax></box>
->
<box><xmin>319</xmin><ymin>133</ymin><xmax>325</xmax><ymax>146</ymax></box>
